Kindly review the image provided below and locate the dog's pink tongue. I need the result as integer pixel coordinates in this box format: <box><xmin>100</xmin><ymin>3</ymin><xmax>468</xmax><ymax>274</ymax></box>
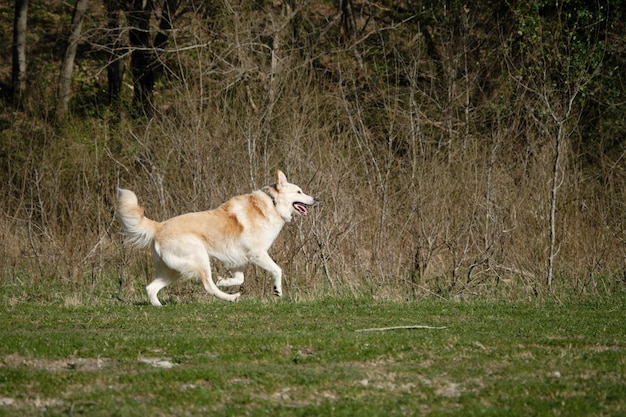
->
<box><xmin>294</xmin><ymin>203</ymin><xmax>308</xmax><ymax>216</ymax></box>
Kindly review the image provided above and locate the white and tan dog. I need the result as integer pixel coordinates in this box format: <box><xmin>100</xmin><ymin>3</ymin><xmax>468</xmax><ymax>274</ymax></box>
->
<box><xmin>116</xmin><ymin>170</ymin><xmax>318</xmax><ymax>306</ymax></box>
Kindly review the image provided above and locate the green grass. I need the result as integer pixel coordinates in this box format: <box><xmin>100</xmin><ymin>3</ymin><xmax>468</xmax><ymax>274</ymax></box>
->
<box><xmin>0</xmin><ymin>293</ymin><xmax>625</xmax><ymax>416</ymax></box>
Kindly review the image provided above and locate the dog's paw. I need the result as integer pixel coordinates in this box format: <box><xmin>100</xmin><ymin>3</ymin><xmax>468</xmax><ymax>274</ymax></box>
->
<box><xmin>273</xmin><ymin>286</ymin><xmax>283</xmax><ymax>297</ymax></box>
<box><xmin>231</xmin><ymin>292</ymin><xmax>241</xmax><ymax>302</ymax></box>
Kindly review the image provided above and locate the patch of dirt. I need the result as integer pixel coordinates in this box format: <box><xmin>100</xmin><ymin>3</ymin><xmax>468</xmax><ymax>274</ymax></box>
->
<box><xmin>0</xmin><ymin>397</ymin><xmax>15</xmax><ymax>407</ymax></box>
<box><xmin>0</xmin><ymin>396</ymin><xmax>64</xmax><ymax>411</ymax></box>
<box><xmin>1</xmin><ymin>354</ymin><xmax>114</xmax><ymax>371</ymax></box>
<box><xmin>435</xmin><ymin>382</ymin><xmax>462</xmax><ymax>398</ymax></box>
<box><xmin>139</xmin><ymin>357</ymin><xmax>177</xmax><ymax>368</ymax></box>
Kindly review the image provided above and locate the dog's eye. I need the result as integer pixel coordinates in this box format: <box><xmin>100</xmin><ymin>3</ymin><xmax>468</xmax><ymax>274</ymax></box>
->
<box><xmin>297</xmin><ymin>190</ymin><xmax>302</xmax><ymax>194</ymax></box>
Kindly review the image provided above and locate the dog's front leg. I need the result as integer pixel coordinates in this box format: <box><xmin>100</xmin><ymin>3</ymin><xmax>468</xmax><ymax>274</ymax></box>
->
<box><xmin>216</xmin><ymin>269</ymin><xmax>244</xmax><ymax>287</ymax></box>
<box><xmin>250</xmin><ymin>252</ymin><xmax>283</xmax><ymax>297</ymax></box>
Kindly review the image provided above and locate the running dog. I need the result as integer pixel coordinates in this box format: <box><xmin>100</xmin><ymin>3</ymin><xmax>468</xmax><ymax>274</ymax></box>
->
<box><xmin>116</xmin><ymin>170</ymin><xmax>318</xmax><ymax>306</ymax></box>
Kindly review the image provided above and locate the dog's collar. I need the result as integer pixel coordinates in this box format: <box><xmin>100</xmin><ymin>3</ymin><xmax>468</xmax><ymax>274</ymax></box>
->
<box><xmin>261</xmin><ymin>185</ymin><xmax>277</xmax><ymax>206</ymax></box>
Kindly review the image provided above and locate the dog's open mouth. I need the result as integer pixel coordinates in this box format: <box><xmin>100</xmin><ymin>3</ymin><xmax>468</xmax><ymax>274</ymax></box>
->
<box><xmin>293</xmin><ymin>202</ymin><xmax>310</xmax><ymax>216</ymax></box>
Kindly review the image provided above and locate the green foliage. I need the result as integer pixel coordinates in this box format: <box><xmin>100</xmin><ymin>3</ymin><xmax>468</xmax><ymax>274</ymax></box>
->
<box><xmin>508</xmin><ymin>0</ymin><xmax>613</xmax><ymax>136</ymax></box>
<box><xmin>479</xmin><ymin>0</ymin><xmax>625</xmax><ymax>198</ymax></box>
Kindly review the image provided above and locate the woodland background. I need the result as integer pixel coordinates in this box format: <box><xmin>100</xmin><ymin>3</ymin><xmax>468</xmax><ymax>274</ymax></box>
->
<box><xmin>1</xmin><ymin>0</ymin><xmax>625</xmax><ymax>301</ymax></box>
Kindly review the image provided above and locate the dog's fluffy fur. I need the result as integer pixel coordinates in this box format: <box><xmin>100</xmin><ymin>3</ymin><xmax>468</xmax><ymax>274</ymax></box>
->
<box><xmin>116</xmin><ymin>170</ymin><xmax>318</xmax><ymax>306</ymax></box>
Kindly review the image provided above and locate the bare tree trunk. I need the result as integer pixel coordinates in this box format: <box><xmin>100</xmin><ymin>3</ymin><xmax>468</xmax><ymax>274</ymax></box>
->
<box><xmin>339</xmin><ymin>0</ymin><xmax>356</xmax><ymax>40</ymax></box>
<box><xmin>106</xmin><ymin>0</ymin><xmax>123</xmax><ymax>107</ymax></box>
<box><xmin>126</xmin><ymin>0</ymin><xmax>179</xmax><ymax>117</ymax></box>
<box><xmin>126</xmin><ymin>0</ymin><xmax>154</xmax><ymax>117</ymax></box>
<box><xmin>12</xmin><ymin>0</ymin><xmax>28</xmax><ymax>104</ymax></box>
<box><xmin>266</xmin><ymin>9</ymin><xmax>282</xmax><ymax>133</ymax></box>
<box><xmin>546</xmin><ymin>120</ymin><xmax>565</xmax><ymax>289</ymax></box>
<box><xmin>338</xmin><ymin>0</ymin><xmax>364</xmax><ymax>72</ymax></box>
<box><xmin>56</xmin><ymin>0</ymin><xmax>90</xmax><ymax>120</ymax></box>
<box><xmin>155</xmin><ymin>0</ymin><xmax>177</xmax><ymax>52</ymax></box>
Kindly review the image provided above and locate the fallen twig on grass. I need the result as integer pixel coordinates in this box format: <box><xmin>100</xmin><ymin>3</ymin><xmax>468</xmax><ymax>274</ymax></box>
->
<box><xmin>355</xmin><ymin>325</ymin><xmax>447</xmax><ymax>332</ymax></box>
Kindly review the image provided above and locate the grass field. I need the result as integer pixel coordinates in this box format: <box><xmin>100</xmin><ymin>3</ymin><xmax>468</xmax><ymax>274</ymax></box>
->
<box><xmin>0</xmin><ymin>290</ymin><xmax>625</xmax><ymax>416</ymax></box>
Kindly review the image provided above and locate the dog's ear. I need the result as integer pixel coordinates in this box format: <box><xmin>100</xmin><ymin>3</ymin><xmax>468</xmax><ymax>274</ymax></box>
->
<box><xmin>276</xmin><ymin>170</ymin><xmax>288</xmax><ymax>190</ymax></box>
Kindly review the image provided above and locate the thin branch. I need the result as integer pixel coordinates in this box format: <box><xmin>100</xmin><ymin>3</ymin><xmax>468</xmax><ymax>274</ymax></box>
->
<box><xmin>355</xmin><ymin>325</ymin><xmax>447</xmax><ymax>332</ymax></box>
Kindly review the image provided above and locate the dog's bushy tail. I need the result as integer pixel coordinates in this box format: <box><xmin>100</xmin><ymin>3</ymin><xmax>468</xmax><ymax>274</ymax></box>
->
<box><xmin>116</xmin><ymin>188</ymin><xmax>159</xmax><ymax>248</ymax></box>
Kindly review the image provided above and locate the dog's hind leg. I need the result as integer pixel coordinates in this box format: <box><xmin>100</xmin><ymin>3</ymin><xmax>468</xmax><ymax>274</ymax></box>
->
<box><xmin>146</xmin><ymin>277</ymin><xmax>174</xmax><ymax>306</ymax></box>
<box><xmin>146</xmin><ymin>246</ymin><xmax>180</xmax><ymax>306</ymax></box>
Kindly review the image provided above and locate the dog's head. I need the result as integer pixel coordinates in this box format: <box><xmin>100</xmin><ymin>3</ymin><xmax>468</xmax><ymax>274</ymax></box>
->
<box><xmin>273</xmin><ymin>170</ymin><xmax>318</xmax><ymax>222</ymax></box>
